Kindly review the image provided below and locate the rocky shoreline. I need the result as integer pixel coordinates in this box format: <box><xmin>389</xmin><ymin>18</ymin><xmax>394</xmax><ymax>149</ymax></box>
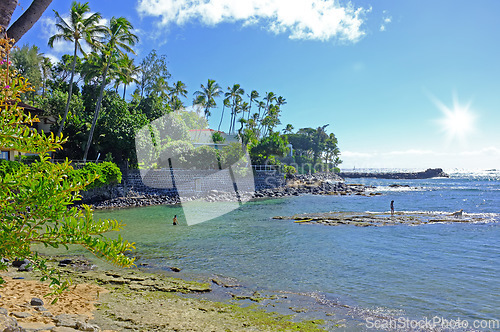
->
<box><xmin>91</xmin><ymin>172</ymin><xmax>378</xmax><ymax>210</ymax></box>
<box><xmin>0</xmin><ymin>256</ymin><xmax>330</xmax><ymax>331</ymax></box>
<box><xmin>273</xmin><ymin>210</ymin><xmax>489</xmax><ymax>227</ymax></box>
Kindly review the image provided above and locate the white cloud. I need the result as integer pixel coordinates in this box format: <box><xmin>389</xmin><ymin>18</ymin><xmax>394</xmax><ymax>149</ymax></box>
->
<box><xmin>44</xmin><ymin>53</ymin><xmax>61</xmax><ymax>65</ymax></box>
<box><xmin>136</xmin><ymin>0</ymin><xmax>370</xmax><ymax>42</ymax></box>
<box><xmin>380</xmin><ymin>11</ymin><xmax>391</xmax><ymax>32</ymax></box>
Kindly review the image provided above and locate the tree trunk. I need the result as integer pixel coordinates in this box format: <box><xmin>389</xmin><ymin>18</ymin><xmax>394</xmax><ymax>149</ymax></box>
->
<box><xmin>218</xmin><ymin>104</ymin><xmax>225</xmax><ymax>132</ymax></box>
<box><xmin>5</xmin><ymin>0</ymin><xmax>53</xmax><ymax>44</ymax></box>
<box><xmin>0</xmin><ymin>0</ymin><xmax>18</xmax><ymax>31</ymax></box>
<box><xmin>83</xmin><ymin>59</ymin><xmax>110</xmax><ymax>162</ymax></box>
<box><xmin>57</xmin><ymin>42</ymin><xmax>78</xmax><ymax>137</ymax></box>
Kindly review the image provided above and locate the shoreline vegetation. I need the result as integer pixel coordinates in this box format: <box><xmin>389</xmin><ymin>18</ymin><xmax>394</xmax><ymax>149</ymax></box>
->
<box><xmin>0</xmin><ymin>256</ymin><xmax>331</xmax><ymax>331</ymax></box>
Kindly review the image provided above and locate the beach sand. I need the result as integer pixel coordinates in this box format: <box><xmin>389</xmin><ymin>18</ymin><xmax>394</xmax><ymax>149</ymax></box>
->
<box><xmin>0</xmin><ymin>271</ymin><xmax>107</xmax><ymax>331</ymax></box>
<box><xmin>0</xmin><ymin>258</ymin><xmax>327</xmax><ymax>331</ymax></box>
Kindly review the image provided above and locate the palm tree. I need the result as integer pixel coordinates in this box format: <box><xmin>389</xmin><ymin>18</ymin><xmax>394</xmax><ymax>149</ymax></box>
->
<box><xmin>170</xmin><ymin>96</ymin><xmax>184</xmax><ymax>112</ymax></box>
<box><xmin>263</xmin><ymin>91</ymin><xmax>276</xmax><ymax>117</ymax></box>
<box><xmin>237</xmin><ymin>117</ymin><xmax>247</xmax><ymax>137</ymax></box>
<box><xmin>247</xmin><ymin>90</ymin><xmax>259</xmax><ymax>120</ymax></box>
<box><xmin>276</xmin><ymin>96</ymin><xmax>287</xmax><ymax>107</ymax></box>
<box><xmin>83</xmin><ymin>16</ymin><xmax>138</xmax><ymax>161</ymax></box>
<box><xmin>256</xmin><ymin>100</ymin><xmax>265</xmax><ymax>122</ymax></box>
<box><xmin>40</xmin><ymin>57</ymin><xmax>52</xmax><ymax>96</ymax></box>
<box><xmin>283</xmin><ymin>124</ymin><xmax>294</xmax><ymax>134</ymax></box>
<box><xmin>170</xmin><ymin>80</ymin><xmax>187</xmax><ymax>100</ymax></box>
<box><xmin>168</xmin><ymin>80</ymin><xmax>187</xmax><ymax>110</ymax></box>
<box><xmin>225</xmin><ymin>84</ymin><xmax>244</xmax><ymax>134</ymax></box>
<box><xmin>193</xmin><ymin>79</ymin><xmax>222</xmax><ymax>120</ymax></box>
<box><xmin>218</xmin><ymin>97</ymin><xmax>230</xmax><ymax>132</ymax></box>
<box><xmin>48</xmin><ymin>1</ymin><xmax>104</xmax><ymax>137</ymax></box>
<box><xmin>113</xmin><ymin>54</ymin><xmax>139</xmax><ymax>99</ymax></box>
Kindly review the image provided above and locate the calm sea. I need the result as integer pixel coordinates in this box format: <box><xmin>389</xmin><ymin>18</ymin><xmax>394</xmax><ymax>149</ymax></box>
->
<box><xmin>94</xmin><ymin>170</ymin><xmax>500</xmax><ymax>331</ymax></box>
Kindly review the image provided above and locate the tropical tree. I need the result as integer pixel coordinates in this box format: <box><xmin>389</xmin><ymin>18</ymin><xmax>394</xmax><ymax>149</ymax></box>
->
<box><xmin>1</xmin><ymin>0</ymin><xmax>53</xmax><ymax>44</ymax></box>
<box><xmin>324</xmin><ymin>132</ymin><xmax>341</xmax><ymax>170</ymax></box>
<box><xmin>113</xmin><ymin>54</ymin><xmax>139</xmax><ymax>99</ymax></box>
<box><xmin>193</xmin><ymin>78</ymin><xmax>222</xmax><ymax>120</ymax></box>
<box><xmin>48</xmin><ymin>1</ymin><xmax>104</xmax><ymax>136</ymax></box>
<box><xmin>247</xmin><ymin>90</ymin><xmax>259</xmax><ymax>120</ymax></box>
<box><xmin>169</xmin><ymin>80</ymin><xmax>187</xmax><ymax>105</ymax></box>
<box><xmin>40</xmin><ymin>56</ymin><xmax>52</xmax><ymax>96</ymax></box>
<box><xmin>170</xmin><ymin>95</ymin><xmax>184</xmax><ymax>112</ymax></box>
<box><xmin>263</xmin><ymin>91</ymin><xmax>276</xmax><ymax>117</ymax></box>
<box><xmin>312</xmin><ymin>124</ymin><xmax>329</xmax><ymax>169</ymax></box>
<box><xmin>10</xmin><ymin>44</ymin><xmax>44</xmax><ymax>101</ymax></box>
<box><xmin>51</xmin><ymin>54</ymin><xmax>82</xmax><ymax>85</ymax></box>
<box><xmin>218</xmin><ymin>97</ymin><xmax>230</xmax><ymax>131</ymax></box>
<box><xmin>83</xmin><ymin>16</ymin><xmax>138</xmax><ymax>161</ymax></box>
<box><xmin>225</xmin><ymin>83</ymin><xmax>244</xmax><ymax>134</ymax></box>
<box><xmin>256</xmin><ymin>100</ymin><xmax>265</xmax><ymax>122</ymax></box>
<box><xmin>283</xmin><ymin>123</ymin><xmax>294</xmax><ymax>134</ymax></box>
<box><xmin>276</xmin><ymin>96</ymin><xmax>287</xmax><ymax>107</ymax></box>
<box><xmin>137</xmin><ymin>49</ymin><xmax>170</xmax><ymax>99</ymax></box>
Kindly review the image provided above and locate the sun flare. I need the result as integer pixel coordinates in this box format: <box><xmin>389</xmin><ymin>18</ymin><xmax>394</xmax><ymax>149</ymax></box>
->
<box><xmin>433</xmin><ymin>94</ymin><xmax>477</xmax><ymax>144</ymax></box>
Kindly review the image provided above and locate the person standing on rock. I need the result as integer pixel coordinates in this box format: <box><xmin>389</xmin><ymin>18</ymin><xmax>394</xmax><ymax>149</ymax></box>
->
<box><xmin>390</xmin><ymin>200</ymin><xmax>395</xmax><ymax>216</ymax></box>
<box><xmin>173</xmin><ymin>215</ymin><xmax>178</xmax><ymax>225</ymax></box>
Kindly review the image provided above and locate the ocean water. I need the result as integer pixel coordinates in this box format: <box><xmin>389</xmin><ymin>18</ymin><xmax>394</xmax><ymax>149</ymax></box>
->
<box><xmin>94</xmin><ymin>170</ymin><xmax>500</xmax><ymax>330</ymax></box>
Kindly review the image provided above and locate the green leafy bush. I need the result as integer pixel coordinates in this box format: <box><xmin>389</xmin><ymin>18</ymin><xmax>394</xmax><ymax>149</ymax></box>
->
<box><xmin>0</xmin><ymin>159</ymin><xmax>26</xmax><ymax>177</ymax></box>
<box><xmin>0</xmin><ymin>36</ymin><xmax>134</xmax><ymax>296</ymax></box>
<box><xmin>283</xmin><ymin>165</ymin><xmax>297</xmax><ymax>175</ymax></box>
<box><xmin>70</xmin><ymin>162</ymin><xmax>122</xmax><ymax>189</ymax></box>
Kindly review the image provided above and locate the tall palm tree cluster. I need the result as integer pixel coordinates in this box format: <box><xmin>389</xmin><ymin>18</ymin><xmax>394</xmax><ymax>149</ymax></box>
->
<box><xmin>193</xmin><ymin>80</ymin><xmax>287</xmax><ymax>144</ymax></box>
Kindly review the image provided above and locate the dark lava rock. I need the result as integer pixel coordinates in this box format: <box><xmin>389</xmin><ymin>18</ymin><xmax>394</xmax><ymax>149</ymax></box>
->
<box><xmin>30</xmin><ymin>298</ymin><xmax>44</xmax><ymax>306</ymax></box>
<box><xmin>12</xmin><ymin>259</ymin><xmax>29</xmax><ymax>268</ymax></box>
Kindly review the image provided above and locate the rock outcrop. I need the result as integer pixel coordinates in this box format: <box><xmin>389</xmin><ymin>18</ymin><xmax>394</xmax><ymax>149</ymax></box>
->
<box><xmin>339</xmin><ymin>168</ymin><xmax>449</xmax><ymax>179</ymax></box>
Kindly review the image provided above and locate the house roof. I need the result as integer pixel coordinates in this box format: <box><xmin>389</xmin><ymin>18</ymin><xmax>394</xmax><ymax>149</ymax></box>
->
<box><xmin>6</xmin><ymin>100</ymin><xmax>45</xmax><ymax>114</ymax></box>
<box><xmin>188</xmin><ymin>129</ymin><xmax>215</xmax><ymax>132</ymax></box>
<box><xmin>18</xmin><ymin>102</ymin><xmax>44</xmax><ymax>113</ymax></box>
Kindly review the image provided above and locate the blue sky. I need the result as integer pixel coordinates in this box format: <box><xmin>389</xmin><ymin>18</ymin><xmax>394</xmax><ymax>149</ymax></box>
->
<box><xmin>13</xmin><ymin>0</ymin><xmax>500</xmax><ymax>170</ymax></box>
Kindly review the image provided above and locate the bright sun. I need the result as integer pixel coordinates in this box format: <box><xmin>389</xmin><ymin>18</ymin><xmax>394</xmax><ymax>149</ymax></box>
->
<box><xmin>433</xmin><ymin>94</ymin><xmax>477</xmax><ymax>144</ymax></box>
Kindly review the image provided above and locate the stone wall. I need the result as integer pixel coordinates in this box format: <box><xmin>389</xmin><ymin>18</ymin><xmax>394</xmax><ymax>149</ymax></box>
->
<box><xmin>121</xmin><ymin>168</ymin><xmax>285</xmax><ymax>195</ymax></box>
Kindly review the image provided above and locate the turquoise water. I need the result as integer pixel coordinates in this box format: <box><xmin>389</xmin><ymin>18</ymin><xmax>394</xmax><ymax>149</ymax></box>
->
<box><xmin>95</xmin><ymin>171</ymin><xmax>500</xmax><ymax>329</ymax></box>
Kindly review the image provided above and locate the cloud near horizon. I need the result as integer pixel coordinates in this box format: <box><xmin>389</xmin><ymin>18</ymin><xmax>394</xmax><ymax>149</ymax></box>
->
<box><xmin>136</xmin><ymin>0</ymin><xmax>369</xmax><ymax>42</ymax></box>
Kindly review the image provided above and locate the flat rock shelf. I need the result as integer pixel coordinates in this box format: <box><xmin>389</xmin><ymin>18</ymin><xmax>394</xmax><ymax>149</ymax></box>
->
<box><xmin>272</xmin><ymin>211</ymin><xmax>492</xmax><ymax>227</ymax></box>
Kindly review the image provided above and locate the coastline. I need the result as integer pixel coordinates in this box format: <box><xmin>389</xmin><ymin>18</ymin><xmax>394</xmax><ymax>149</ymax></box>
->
<box><xmin>0</xmin><ymin>256</ymin><xmax>336</xmax><ymax>331</ymax></box>
<box><xmin>89</xmin><ymin>172</ymin><xmax>376</xmax><ymax>210</ymax></box>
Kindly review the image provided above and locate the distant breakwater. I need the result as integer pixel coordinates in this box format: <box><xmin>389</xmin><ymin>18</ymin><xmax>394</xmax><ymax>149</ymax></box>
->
<box><xmin>339</xmin><ymin>168</ymin><xmax>449</xmax><ymax>179</ymax></box>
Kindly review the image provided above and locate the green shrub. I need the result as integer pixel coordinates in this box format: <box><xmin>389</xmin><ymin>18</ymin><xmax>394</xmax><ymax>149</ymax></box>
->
<box><xmin>211</xmin><ymin>131</ymin><xmax>225</xmax><ymax>143</ymax></box>
<box><xmin>284</xmin><ymin>165</ymin><xmax>297</xmax><ymax>175</ymax></box>
<box><xmin>0</xmin><ymin>37</ymin><xmax>134</xmax><ymax>297</ymax></box>
<box><xmin>70</xmin><ymin>162</ymin><xmax>122</xmax><ymax>190</ymax></box>
<box><xmin>0</xmin><ymin>159</ymin><xmax>26</xmax><ymax>177</ymax></box>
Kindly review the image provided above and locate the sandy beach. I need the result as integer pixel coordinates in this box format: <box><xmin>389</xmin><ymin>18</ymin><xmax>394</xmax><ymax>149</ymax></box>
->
<box><xmin>0</xmin><ymin>256</ymin><xmax>327</xmax><ymax>331</ymax></box>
